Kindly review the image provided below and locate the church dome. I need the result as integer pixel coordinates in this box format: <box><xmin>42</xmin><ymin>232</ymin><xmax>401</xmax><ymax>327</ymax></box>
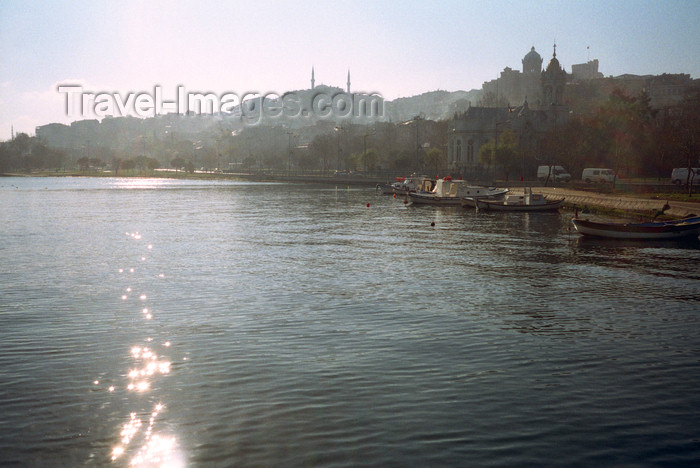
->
<box><xmin>544</xmin><ymin>43</ymin><xmax>563</xmax><ymax>75</ymax></box>
<box><xmin>545</xmin><ymin>56</ymin><xmax>561</xmax><ymax>73</ymax></box>
<box><xmin>524</xmin><ymin>46</ymin><xmax>541</xmax><ymax>63</ymax></box>
<box><xmin>522</xmin><ymin>46</ymin><xmax>542</xmax><ymax>74</ymax></box>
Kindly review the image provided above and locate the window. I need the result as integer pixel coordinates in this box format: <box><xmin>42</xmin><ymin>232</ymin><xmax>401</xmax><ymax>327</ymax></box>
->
<box><xmin>456</xmin><ymin>139</ymin><xmax>462</xmax><ymax>163</ymax></box>
<box><xmin>467</xmin><ymin>139</ymin><xmax>474</xmax><ymax>163</ymax></box>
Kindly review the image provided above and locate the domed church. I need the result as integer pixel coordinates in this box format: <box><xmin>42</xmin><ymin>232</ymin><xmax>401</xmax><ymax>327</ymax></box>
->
<box><xmin>448</xmin><ymin>45</ymin><xmax>569</xmax><ymax>180</ymax></box>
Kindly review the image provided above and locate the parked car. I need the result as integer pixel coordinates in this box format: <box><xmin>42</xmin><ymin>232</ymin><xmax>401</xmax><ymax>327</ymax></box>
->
<box><xmin>671</xmin><ymin>167</ymin><xmax>699</xmax><ymax>185</ymax></box>
<box><xmin>582</xmin><ymin>168</ymin><xmax>615</xmax><ymax>183</ymax></box>
<box><xmin>537</xmin><ymin>165</ymin><xmax>571</xmax><ymax>183</ymax></box>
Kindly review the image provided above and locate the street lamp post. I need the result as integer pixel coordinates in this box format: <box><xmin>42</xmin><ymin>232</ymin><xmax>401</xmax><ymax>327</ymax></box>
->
<box><xmin>334</xmin><ymin>126</ymin><xmax>343</xmax><ymax>173</ymax></box>
<box><xmin>363</xmin><ymin>129</ymin><xmax>375</xmax><ymax>175</ymax></box>
<box><xmin>414</xmin><ymin>116</ymin><xmax>422</xmax><ymax>170</ymax></box>
<box><xmin>286</xmin><ymin>130</ymin><xmax>293</xmax><ymax>176</ymax></box>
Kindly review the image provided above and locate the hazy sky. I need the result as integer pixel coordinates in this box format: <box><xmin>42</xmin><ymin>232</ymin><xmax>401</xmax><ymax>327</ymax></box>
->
<box><xmin>1</xmin><ymin>0</ymin><xmax>698</xmax><ymax>140</ymax></box>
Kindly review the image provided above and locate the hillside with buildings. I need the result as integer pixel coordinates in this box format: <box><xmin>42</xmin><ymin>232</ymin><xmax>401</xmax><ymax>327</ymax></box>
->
<box><xmin>4</xmin><ymin>45</ymin><xmax>697</xmax><ymax>180</ymax></box>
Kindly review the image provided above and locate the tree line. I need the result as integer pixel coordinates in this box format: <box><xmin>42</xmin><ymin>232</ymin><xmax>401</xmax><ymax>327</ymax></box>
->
<box><xmin>2</xmin><ymin>87</ymin><xmax>698</xmax><ymax>180</ymax></box>
<box><xmin>481</xmin><ymin>87</ymin><xmax>700</xmax><ymax>181</ymax></box>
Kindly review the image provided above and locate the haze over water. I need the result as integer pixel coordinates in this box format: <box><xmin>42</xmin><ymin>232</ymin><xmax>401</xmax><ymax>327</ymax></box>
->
<box><xmin>1</xmin><ymin>177</ymin><xmax>699</xmax><ymax>466</ymax></box>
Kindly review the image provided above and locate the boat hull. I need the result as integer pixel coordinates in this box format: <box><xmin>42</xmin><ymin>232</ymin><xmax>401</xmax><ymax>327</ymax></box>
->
<box><xmin>376</xmin><ymin>184</ymin><xmax>396</xmax><ymax>195</ymax></box>
<box><xmin>409</xmin><ymin>193</ymin><xmax>462</xmax><ymax>205</ymax></box>
<box><xmin>461</xmin><ymin>193</ymin><xmax>509</xmax><ymax>209</ymax></box>
<box><xmin>475</xmin><ymin>198</ymin><xmax>564</xmax><ymax>212</ymax></box>
<box><xmin>571</xmin><ymin>217</ymin><xmax>700</xmax><ymax>240</ymax></box>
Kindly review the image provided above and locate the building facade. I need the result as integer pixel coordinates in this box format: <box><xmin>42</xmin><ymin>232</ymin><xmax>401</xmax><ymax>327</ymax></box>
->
<box><xmin>449</xmin><ymin>46</ymin><xmax>568</xmax><ymax>179</ymax></box>
<box><xmin>482</xmin><ymin>46</ymin><xmax>545</xmax><ymax>108</ymax></box>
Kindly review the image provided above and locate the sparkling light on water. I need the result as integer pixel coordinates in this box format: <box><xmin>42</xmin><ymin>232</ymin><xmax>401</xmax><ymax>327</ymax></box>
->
<box><xmin>107</xmin><ymin>233</ymin><xmax>181</xmax><ymax>465</ymax></box>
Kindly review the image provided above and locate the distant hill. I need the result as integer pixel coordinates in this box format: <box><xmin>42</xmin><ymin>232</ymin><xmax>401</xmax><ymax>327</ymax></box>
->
<box><xmin>384</xmin><ymin>89</ymin><xmax>482</xmax><ymax>122</ymax></box>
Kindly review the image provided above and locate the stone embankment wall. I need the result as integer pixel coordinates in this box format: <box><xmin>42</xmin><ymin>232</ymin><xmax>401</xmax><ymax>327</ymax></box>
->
<box><xmin>531</xmin><ymin>187</ymin><xmax>698</xmax><ymax>218</ymax></box>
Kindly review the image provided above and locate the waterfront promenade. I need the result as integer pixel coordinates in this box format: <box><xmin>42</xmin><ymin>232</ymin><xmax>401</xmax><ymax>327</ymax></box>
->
<box><xmin>531</xmin><ymin>187</ymin><xmax>698</xmax><ymax>218</ymax></box>
<box><xmin>257</xmin><ymin>173</ymin><xmax>699</xmax><ymax>219</ymax></box>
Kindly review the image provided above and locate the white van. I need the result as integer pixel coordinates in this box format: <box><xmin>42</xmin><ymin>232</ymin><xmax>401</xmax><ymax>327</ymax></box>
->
<box><xmin>582</xmin><ymin>168</ymin><xmax>615</xmax><ymax>183</ymax></box>
<box><xmin>537</xmin><ymin>165</ymin><xmax>571</xmax><ymax>183</ymax></box>
<box><xmin>671</xmin><ymin>167</ymin><xmax>699</xmax><ymax>185</ymax></box>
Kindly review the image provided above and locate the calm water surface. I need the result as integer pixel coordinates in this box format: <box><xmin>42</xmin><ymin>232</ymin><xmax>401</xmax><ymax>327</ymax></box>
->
<box><xmin>1</xmin><ymin>177</ymin><xmax>699</xmax><ymax>466</ymax></box>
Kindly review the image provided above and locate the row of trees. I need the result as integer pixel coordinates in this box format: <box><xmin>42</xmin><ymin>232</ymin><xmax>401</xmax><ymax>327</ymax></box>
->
<box><xmin>2</xmin><ymin>87</ymin><xmax>697</xmax><ymax>180</ymax></box>
<box><xmin>476</xmin><ymin>88</ymin><xmax>699</xmax><ymax>182</ymax></box>
<box><xmin>0</xmin><ymin>133</ymin><xmax>67</xmax><ymax>173</ymax></box>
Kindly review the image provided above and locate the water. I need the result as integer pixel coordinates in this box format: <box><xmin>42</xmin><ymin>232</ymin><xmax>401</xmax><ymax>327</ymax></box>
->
<box><xmin>1</xmin><ymin>176</ymin><xmax>699</xmax><ymax>466</ymax></box>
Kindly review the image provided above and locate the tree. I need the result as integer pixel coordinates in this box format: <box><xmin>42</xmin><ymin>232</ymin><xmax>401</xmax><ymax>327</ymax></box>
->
<box><xmin>89</xmin><ymin>157</ymin><xmax>104</xmax><ymax>168</ymax></box>
<box><xmin>664</xmin><ymin>89</ymin><xmax>700</xmax><ymax>194</ymax></box>
<box><xmin>309</xmin><ymin>133</ymin><xmax>335</xmax><ymax>174</ymax></box>
<box><xmin>121</xmin><ymin>159</ymin><xmax>136</xmax><ymax>172</ymax></box>
<box><xmin>494</xmin><ymin>129</ymin><xmax>519</xmax><ymax>181</ymax></box>
<box><xmin>422</xmin><ymin>147</ymin><xmax>445</xmax><ymax>176</ymax></box>
<box><xmin>596</xmin><ymin>88</ymin><xmax>656</xmax><ymax>180</ymax></box>
<box><xmin>476</xmin><ymin>130</ymin><xmax>520</xmax><ymax>181</ymax></box>
<box><xmin>387</xmin><ymin>149</ymin><xmax>413</xmax><ymax>172</ymax></box>
<box><xmin>361</xmin><ymin>148</ymin><xmax>379</xmax><ymax>173</ymax></box>
<box><xmin>296</xmin><ymin>151</ymin><xmax>318</xmax><ymax>174</ymax></box>
<box><xmin>171</xmin><ymin>157</ymin><xmax>186</xmax><ymax>171</ymax></box>
<box><xmin>77</xmin><ymin>156</ymin><xmax>90</xmax><ymax>171</ymax></box>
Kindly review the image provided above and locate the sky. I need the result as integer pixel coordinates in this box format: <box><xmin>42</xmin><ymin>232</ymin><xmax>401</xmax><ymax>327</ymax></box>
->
<box><xmin>1</xmin><ymin>0</ymin><xmax>699</xmax><ymax>140</ymax></box>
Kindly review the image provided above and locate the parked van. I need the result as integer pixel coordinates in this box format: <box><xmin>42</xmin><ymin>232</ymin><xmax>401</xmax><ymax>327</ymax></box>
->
<box><xmin>582</xmin><ymin>168</ymin><xmax>615</xmax><ymax>183</ymax></box>
<box><xmin>537</xmin><ymin>165</ymin><xmax>571</xmax><ymax>183</ymax></box>
<box><xmin>671</xmin><ymin>167</ymin><xmax>699</xmax><ymax>185</ymax></box>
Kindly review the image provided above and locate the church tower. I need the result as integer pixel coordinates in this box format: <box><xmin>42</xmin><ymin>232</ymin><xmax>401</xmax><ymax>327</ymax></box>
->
<box><xmin>541</xmin><ymin>43</ymin><xmax>567</xmax><ymax>106</ymax></box>
<box><xmin>311</xmin><ymin>66</ymin><xmax>315</xmax><ymax>89</ymax></box>
<box><xmin>347</xmin><ymin>70</ymin><xmax>351</xmax><ymax>93</ymax></box>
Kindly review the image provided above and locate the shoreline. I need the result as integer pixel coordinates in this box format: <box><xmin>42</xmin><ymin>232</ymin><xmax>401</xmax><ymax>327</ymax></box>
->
<box><xmin>3</xmin><ymin>170</ymin><xmax>698</xmax><ymax>219</ymax></box>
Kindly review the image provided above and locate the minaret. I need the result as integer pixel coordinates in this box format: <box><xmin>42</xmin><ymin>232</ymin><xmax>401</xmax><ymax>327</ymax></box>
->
<box><xmin>347</xmin><ymin>70</ymin><xmax>351</xmax><ymax>93</ymax></box>
<box><xmin>11</xmin><ymin>125</ymin><xmax>14</xmax><ymax>140</ymax></box>
<box><xmin>311</xmin><ymin>66</ymin><xmax>315</xmax><ymax>89</ymax></box>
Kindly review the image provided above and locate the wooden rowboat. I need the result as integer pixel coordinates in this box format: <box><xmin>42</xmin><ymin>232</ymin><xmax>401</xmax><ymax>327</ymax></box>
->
<box><xmin>571</xmin><ymin>216</ymin><xmax>700</xmax><ymax>240</ymax></box>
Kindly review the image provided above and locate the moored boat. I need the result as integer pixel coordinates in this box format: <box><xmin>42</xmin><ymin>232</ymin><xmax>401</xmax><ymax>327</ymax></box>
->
<box><xmin>474</xmin><ymin>188</ymin><xmax>564</xmax><ymax>212</ymax></box>
<box><xmin>376</xmin><ymin>182</ymin><xmax>398</xmax><ymax>195</ymax></box>
<box><xmin>378</xmin><ymin>174</ymin><xmax>433</xmax><ymax>195</ymax></box>
<box><xmin>460</xmin><ymin>187</ymin><xmax>510</xmax><ymax>208</ymax></box>
<box><xmin>409</xmin><ymin>177</ymin><xmax>508</xmax><ymax>206</ymax></box>
<box><xmin>571</xmin><ymin>216</ymin><xmax>700</xmax><ymax>240</ymax></box>
<box><xmin>408</xmin><ymin>177</ymin><xmax>468</xmax><ymax>205</ymax></box>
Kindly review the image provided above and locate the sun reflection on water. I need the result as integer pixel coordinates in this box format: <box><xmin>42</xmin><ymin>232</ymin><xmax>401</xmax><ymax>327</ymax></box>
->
<box><xmin>111</xmin><ymin>178</ymin><xmax>174</xmax><ymax>190</ymax></box>
<box><xmin>105</xmin><ymin>232</ymin><xmax>183</xmax><ymax>466</ymax></box>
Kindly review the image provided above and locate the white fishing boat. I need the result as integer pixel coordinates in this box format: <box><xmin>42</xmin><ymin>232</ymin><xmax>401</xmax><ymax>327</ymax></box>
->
<box><xmin>460</xmin><ymin>187</ymin><xmax>510</xmax><ymax>208</ymax></box>
<box><xmin>474</xmin><ymin>187</ymin><xmax>564</xmax><ymax>212</ymax></box>
<box><xmin>377</xmin><ymin>173</ymin><xmax>433</xmax><ymax>195</ymax></box>
<box><xmin>408</xmin><ymin>177</ymin><xmax>468</xmax><ymax>205</ymax></box>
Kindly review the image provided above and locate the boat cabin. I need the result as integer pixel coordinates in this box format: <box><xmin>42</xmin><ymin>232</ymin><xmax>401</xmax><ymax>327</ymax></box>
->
<box><xmin>503</xmin><ymin>188</ymin><xmax>546</xmax><ymax>206</ymax></box>
<box><xmin>425</xmin><ymin>178</ymin><xmax>469</xmax><ymax>197</ymax></box>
